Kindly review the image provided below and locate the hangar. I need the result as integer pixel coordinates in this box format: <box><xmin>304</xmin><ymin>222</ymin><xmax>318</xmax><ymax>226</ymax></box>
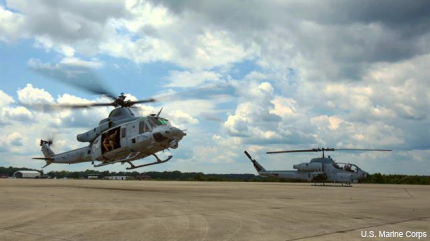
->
<box><xmin>13</xmin><ymin>170</ymin><xmax>41</xmax><ymax>179</ymax></box>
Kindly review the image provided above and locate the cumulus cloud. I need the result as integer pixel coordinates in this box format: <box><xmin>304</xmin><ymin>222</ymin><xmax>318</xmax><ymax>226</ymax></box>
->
<box><xmin>60</xmin><ymin>57</ymin><xmax>103</xmax><ymax>69</ymax></box>
<box><xmin>18</xmin><ymin>83</ymin><xmax>55</xmax><ymax>104</ymax></box>
<box><xmin>2</xmin><ymin>106</ymin><xmax>33</xmax><ymax>122</ymax></box>
<box><xmin>2</xmin><ymin>0</ymin><xmax>429</xmax><ymax>76</ymax></box>
<box><xmin>0</xmin><ymin>90</ymin><xmax>14</xmax><ymax>107</ymax></box>
<box><xmin>0</xmin><ymin>132</ymin><xmax>26</xmax><ymax>153</ymax></box>
<box><xmin>2</xmin><ymin>0</ymin><xmax>252</xmax><ymax>70</ymax></box>
<box><xmin>166</xmin><ymin>70</ymin><xmax>220</xmax><ymax>88</ymax></box>
<box><xmin>0</xmin><ymin>6</ymin><xmax>26</xmax><ymax>41</ymax></box>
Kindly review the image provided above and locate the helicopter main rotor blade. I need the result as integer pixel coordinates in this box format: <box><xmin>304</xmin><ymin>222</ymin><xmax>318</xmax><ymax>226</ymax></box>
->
<box><xmin>30</xmin><ymin>62</ymin><xmax>117</xmax><ymax>100</ymax></box>
<box><xmin>26</xmin><ymin>64</ymin><xmax>236</xmax><ymax>110</ymax></box>
<box><xmin>333</xmin><ymin>149</ymin><xmax>392</xmax><ymax>151</ymax></box>
<box><xmin>267</xmin><ymin>149</ymin><xmax>324</xmax><ymax>154</ymax></box>
<box><xmin>152</xmin><ymin>83</ymin><xmax>236</xmax><ymax>103</ymax></box>
<box><xmin>124</xmin><ymin>83</ymin><xmax>236</xmax><ymax>108</ymax></box>
<box><xmin>61</xmin><ymin>102</ymin><xmax>115</xmax><ymax>108</ymax></box>
<box><xmin>23</xmin><ymin>102</ymin><xmax>115</xmax><ymax>112</ymax></box>
<box><xmin>267</xmin><ymin>148</ymin><xmax>391</xmax><ymax>154</ymax></box>
<box><xmin>126</xmin><ymin>98</ymin><xmax>156</xmax><ymax>106</ymax></box>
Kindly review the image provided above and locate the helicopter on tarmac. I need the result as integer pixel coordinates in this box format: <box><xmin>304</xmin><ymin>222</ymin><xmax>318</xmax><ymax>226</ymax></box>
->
<box><xmin>244</xmin><ymin>148</ymin><xmax>391</xmax><ymax>185</ymax></box>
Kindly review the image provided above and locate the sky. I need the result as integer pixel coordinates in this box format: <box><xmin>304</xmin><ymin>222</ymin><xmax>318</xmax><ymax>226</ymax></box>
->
<box><xmin>0</xmin><ymin>0</ymin><xmax>429</xmax><ymax>175</ymax></box>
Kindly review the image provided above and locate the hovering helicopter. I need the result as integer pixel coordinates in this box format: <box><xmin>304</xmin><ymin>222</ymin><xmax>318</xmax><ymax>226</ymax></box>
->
<box><xmin>244</xmin><ymin>148</ymin><xmax>391</xmax><ymax>185</ymax></box>
<box><xmin>26</xmin><ymin>64</ymin><xmax>233</xmax><ymax>170</ymax></box>
<box><xmin>32</xmin><ymin>92</ymin><xmax>186</xmax><ymax>170</ymax></box>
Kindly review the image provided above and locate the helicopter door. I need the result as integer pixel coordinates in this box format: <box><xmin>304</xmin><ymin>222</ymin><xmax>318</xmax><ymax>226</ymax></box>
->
<box><xmin>92</xmin><ymin>135</ymin><xmax>102</xmax><ymax>161</ymax></box>
<box><xmin>101</xmin><ymin>127</ymin><xmax>121</xmax><ymax>154</ymax></box>
<box><xmin>120</xmin><ymin>126</ymin><xmax>127</xmax><ymax>148</ymax></box>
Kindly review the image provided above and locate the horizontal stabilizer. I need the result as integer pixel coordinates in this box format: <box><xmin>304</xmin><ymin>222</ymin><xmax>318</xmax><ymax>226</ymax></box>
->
<box><xmin>32</xmin><ymin>157</ymin><xmax>54</xmax><ymax>161</ymax></box>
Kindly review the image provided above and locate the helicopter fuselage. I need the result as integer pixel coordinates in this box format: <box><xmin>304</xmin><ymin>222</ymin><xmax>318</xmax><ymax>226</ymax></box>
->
<box><xmin>37</xmin><ymin>108</ymin><xmax>186</xmax><ymax>169</ymax></box>
<box><xmin>246</xmin><ymin>152</ymin><xmax>369</xmax><ymax>185</ymax></box>
<box><xmin>258</xmin><ymin>161</ymin><xmax>368</xmax><ymax>184</ymax></box>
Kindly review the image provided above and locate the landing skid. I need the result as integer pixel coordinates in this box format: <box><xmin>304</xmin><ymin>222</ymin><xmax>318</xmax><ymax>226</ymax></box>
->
<box><xmin>94</xmin><ymin>152</ymin><xmax>141</xmax><ymax>168</ymax></box>
<box><xmin>126</xmin><ymin>154</ymin><xmax>172</xmax><ymax>170</ymax></box>
<box><xmin>313</xmin><ymin>182</ymin><xmax>353</xmax><ymax>187</ymax></box>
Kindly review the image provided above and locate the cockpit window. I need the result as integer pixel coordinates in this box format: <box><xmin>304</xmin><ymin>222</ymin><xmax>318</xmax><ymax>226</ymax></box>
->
<box><xmin>335</xmin><ymin>163</ymin><xmax>360</xmax><ymax>172</ymax></box>
<box><xmin>147</xmin><ymin>118</ymin><xmax>170</xmax><ymax>128</ymax></box>
<box><xmin>159</xmin><ymin>118</ymin><xmax>171</xmax><ymax>127</ymax></box>
<box><xmin>148</xmin><ymin>118</ymin><xmax>161</xmax><ymax>128</ymax></box>
<box><xmin>345</xmin><ymin>164</ymin><xmax>359</xmax><ymax>173</ymax></box>
<box><xmin>139</xmin><ymin>121</ymin><xmax>149</xmax><ymax>134</ymax></box>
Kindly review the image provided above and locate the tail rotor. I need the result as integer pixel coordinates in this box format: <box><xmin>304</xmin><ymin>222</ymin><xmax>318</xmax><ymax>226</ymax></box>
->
<box><xmin>40</xmin><ymin>139</ymin><xmax>53</xmax><ymax>146</ymax></box>
<box><xmin>35</xmin><ymin>137</ymin><xmax>56</xmax><ymax>168</ymax></box>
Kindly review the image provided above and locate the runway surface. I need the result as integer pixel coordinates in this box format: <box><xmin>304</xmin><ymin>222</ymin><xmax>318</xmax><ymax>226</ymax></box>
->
<box><xmin>0</xmin><ymin>179</ymin><xmax>429</xmax><ymax>241</ymax></box>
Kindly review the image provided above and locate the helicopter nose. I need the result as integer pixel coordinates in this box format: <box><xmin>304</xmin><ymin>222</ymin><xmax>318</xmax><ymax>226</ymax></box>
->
<box><xmin>153</xmin><ymin>126</ymin><xmax>186</xmax><ymax>143</ymax></box>
<box><xmin>165</xmin><ymin>127</ymin><xmax>186</xmax><ymax>140</ymax></box>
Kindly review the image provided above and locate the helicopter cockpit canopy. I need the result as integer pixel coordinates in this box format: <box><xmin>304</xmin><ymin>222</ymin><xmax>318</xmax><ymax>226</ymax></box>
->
<box><xmin>333</xmin><ymin>163</ymin><xmax>361</xmax><ymax>173</ymax></box>
<box><xmin>147</xmin><ymin>117</ymin><xmax>171</xmax><ymax>128</ymax></box>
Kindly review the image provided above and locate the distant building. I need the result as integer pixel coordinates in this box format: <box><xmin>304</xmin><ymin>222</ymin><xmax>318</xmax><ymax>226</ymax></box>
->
<box><xmin>13</xmin><ymin>170</ymin><xmax>41</xmax><ymax>179</ymax></box>
<box><xmin>87</xmin><ymin>174</ymin><xmax>102</xmax><ymax>179</ymax></box>
<box><xmin>105</xmin><ymin>176</ymin><xmax>134</xmax><ymax>180</ymax></box>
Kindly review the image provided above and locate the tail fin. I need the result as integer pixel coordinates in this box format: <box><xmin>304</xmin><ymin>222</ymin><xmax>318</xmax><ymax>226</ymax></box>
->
<box><xmin>33</xmin><ymin>140</ymin><xmax>55</xmax><ymax>168</ymax></box>
<box><xmin>40</xmin><ymin>140</ymin><xmax>55</xmax><ymax>157</ymax></box>
<box><xmin>244</xmin><ymin>151</ymin><xmax>266</xmax><ymax>173</ymax></box>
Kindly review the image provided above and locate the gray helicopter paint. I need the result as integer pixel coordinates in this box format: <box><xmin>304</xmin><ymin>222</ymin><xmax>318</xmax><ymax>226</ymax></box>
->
<box><xmin>77</xmin><ymin>108</ymin><xmax>139</xmax><ymax>143</ymax></box>
<box><xmin>245</xmin><ymin>151</ymin><xmax>368</xmax><ymax>184</ymax></box>
<box><xmin>38</xmin><ymin>108</ymin><xmax>185</xmax><ymax>169</ymax></box>
<box><xmin>40</xmin><ymin>144</ymin><xmax>92</xmax><ymax>164</ymax></box>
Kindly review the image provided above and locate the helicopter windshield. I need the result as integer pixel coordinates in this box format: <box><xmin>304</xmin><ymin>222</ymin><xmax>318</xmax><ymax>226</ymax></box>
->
<box><xmin>334</xmin><ymin>163</ymin><xmax>361</xmax><ymax>172</ymax></box>
<box><xmin>158</xmin><ymin>118</ymin><xmax>171</xmax><ymax>127</ymax></box>
<box><xmin>147</xmin><ymin>117</ymin><xmax>171</xmax><ymax>128</ymax></box>
<box><xmin>346</xmin><ymin>164</ymin><xmax>360</xmax><ymax>173</ymax></box>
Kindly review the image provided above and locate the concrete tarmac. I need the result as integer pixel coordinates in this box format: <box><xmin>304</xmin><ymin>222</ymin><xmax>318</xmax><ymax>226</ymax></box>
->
<box><xmin>0</xmin><ymin>179</ymin><xmax>429</xmax><ymax>241</ymax></box>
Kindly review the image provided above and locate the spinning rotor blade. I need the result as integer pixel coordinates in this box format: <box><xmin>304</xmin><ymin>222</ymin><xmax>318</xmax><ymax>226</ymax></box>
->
<box><xmin>31</xmin><ymin>62</ymin><xmax>117</xmax><ymax>100</ymax></box>
<box><xmin>41</xmin><ymin>129</ymin><xmax>61</xmax><ymax>147</ymax></box>
<box><xmin>27</xmin><ymin>62</ymin><xmax>237</xmax><ymax>110</ymax></box>
<box><xmin>58</xmin><ymin>102</ymin><xmax>115</xmax><ymax>109</ymax></box>
<box><xmin>23</xmin><ymin>101</ymin><xmax>115</xmax><ymax>112</ymax></box>
<box><xmin>126</xmin><ymin>98</ymin><xmax>156</xmax><ymax>106</ymax></box>
<box><xmin>125</xmin><ymin>83</ymin><xmax>236</xmax><ymax>108</ymax></box>
<box><xmin>152</xmin><ymin>83</ymin><xmax>236</xmax><ymax>103</ymax></box>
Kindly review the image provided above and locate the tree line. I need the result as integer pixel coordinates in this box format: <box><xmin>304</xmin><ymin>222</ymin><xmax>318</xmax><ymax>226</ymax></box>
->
<box><xmin>0</xmin><ymin>166</ymin><xmax>428</xmax><ymax>184</ymax></box>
